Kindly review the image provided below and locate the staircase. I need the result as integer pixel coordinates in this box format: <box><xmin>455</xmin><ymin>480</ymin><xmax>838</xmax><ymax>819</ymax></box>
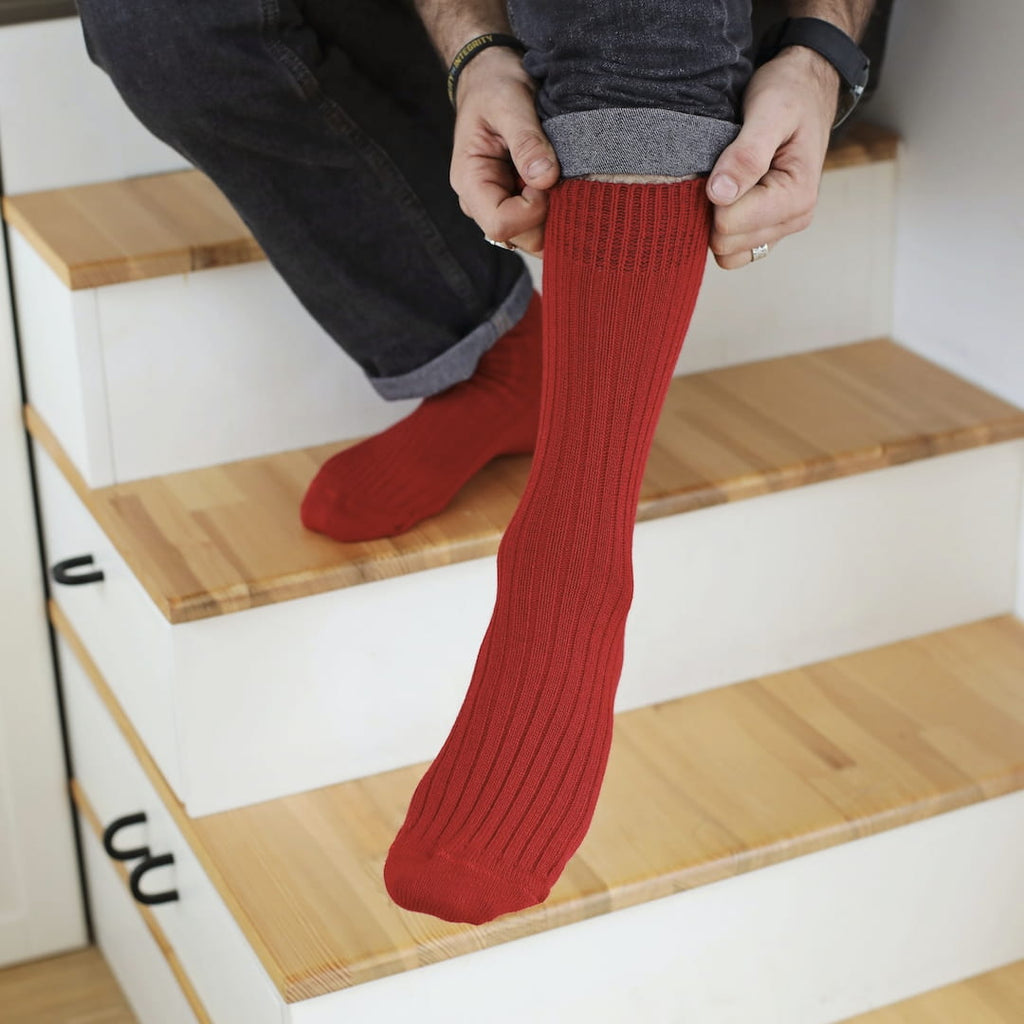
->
<box><xmin>5</xmin><ymin>110</ymin><xmax>1024</xmax><ymax>1023</ymax></box>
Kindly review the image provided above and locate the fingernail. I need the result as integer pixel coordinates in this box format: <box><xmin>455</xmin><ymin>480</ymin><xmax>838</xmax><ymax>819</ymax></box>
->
<box><xmin>710</xmin><ymin>174</ymin><xmax>739</xmax><ymax>202</ymax></box>
<box><xmin>526</xmin><ymin>157</ymin><xmax>554</xmax><ymax>180</ymax></box>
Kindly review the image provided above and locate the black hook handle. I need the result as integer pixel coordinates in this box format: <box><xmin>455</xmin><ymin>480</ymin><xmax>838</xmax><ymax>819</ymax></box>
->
<box><xmin>129</xmin><ymin>852</ymin><xmax>179</xmax><ymax>905</ymax></box>
<box><xmin>102</xmin><ymin>811</ymin><xmax>150</xmax><ymax>862</ymax></box>
<box><xmin>52</xmin><ymin>554</ymin><xmax>105</xmax><ymax>586</ymax></box>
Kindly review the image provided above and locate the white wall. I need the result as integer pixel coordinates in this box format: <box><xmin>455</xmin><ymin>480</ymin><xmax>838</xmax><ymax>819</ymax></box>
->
<box><xmin>869</xmin><ymin>0</ymin><xmax>1024</xmax><ymax>614</ymax></box>
<box><xmin>871</xmin><ymin>1</ymin><xmax>1024</xmax><ymax>405</ymax></box>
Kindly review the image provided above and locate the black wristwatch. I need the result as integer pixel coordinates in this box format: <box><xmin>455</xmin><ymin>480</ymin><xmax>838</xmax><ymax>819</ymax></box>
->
<box><xmin>756</xmin><ymin>17</ymin><xmax>871</xmax><ymax>129</ymax></box>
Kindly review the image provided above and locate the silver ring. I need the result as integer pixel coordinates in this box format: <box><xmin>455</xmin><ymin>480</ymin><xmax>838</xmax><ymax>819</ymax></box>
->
<box><xmin>751</xmin><ymin>243</ymin><xmax>770</xmax><ymax>263</ymax></box>
<box><xmin>485</xmin><ymin>237</ymin><xmax>518</xmax><ymax>252</ymax></box>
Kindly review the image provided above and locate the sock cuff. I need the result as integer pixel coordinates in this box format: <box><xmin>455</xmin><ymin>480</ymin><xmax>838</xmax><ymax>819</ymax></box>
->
<box><xmin>547</xmin><ymin>177</ymin><xmax>710</xmax><ymax>271</ymax></box>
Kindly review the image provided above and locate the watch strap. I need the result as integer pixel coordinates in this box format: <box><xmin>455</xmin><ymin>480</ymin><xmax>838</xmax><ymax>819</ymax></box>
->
<box><xmin>770</xmin><ymin>17</ymin><xmax>870</xmax><ymax>93</ymax></box>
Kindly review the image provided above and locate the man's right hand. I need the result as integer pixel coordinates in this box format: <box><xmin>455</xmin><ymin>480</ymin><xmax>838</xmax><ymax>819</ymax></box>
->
<box><xmin>450</xmin><ymin>46</ymin><xmax>560</xmax><ymax>256</ymax></box>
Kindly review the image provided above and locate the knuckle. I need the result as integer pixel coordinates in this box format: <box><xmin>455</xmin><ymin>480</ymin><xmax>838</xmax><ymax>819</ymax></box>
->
<box><xmin>713</xmin><ymin>209</ymin><xmax>738</xmax><ymax>237</ymax></box>
<box><xmin>731</xmin><ymin>145</ymin><xmax>769</xmax><ymax>179</ymax></box>
<box><xmin>709</xmin><ymin>233</ymin><xmax>733</xmax><ymax>258</ymax></box>
<box><xmin>487</xmin><ymin>211</ymin><xmax>517</xmax><ymax>240</ymax></box>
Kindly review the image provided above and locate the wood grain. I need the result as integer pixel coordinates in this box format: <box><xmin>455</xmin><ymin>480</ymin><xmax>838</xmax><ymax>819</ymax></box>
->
<box><xmin>0</xmin><ymin>945</ymin><xmax>137</xmax><ymax>1024</ymax></box>
<box><xmin>69</xmin><ymin>777</ymin><xmax>213</xmax><ymax>1024</ymax></box>
<box><xmin>2</xmin><ymin>123</ymin><xmax>897</xmax><ymax>290</ymax></box>
<box><xmin>26</xmin><ymin>338</ymin><xmax>1024</xmax><ymax>624</ymax></box>
<box><xmin>52</xmin><ymin>604</ymin><xmax>1024</xmax><ymax>1003</ymax></box>
<box><xmin>842</xmin><ymin>959</ymin><xmax>1024</xmax><ymax>1022</ymax></box>
<box><xmin>2</xmin><ymin>170</ymin><xmax>263</xmax><ymax>288</ymax></box>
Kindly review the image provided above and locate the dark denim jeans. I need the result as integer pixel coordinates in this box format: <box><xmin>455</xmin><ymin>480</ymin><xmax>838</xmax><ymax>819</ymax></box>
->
<box><xmin>77</xmin><ymin>0</ymin><xmax>751</xmax><ymax>399</ymax></box>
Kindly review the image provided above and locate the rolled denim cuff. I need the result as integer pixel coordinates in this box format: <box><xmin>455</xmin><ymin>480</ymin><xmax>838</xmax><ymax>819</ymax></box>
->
<box><xmin>543</xmin><ymin>108</ymin><xmax>740</xmax><ymax>178</ymax></box>
<box><xmin>368</xmin><ymin>267</ymin><xmax>534</xmax><ymax>400</ymax></box>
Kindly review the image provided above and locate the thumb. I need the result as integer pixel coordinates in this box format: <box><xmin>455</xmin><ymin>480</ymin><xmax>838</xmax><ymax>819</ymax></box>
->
<box><xmin>707</xmin><ymin>124</ymin><xmax>779</xmax><ymax>206</ymax></box>
<box><xmin>502</xmin><ymin>117</ymin><xmax>561</xmax><ymax>190</ymax></box>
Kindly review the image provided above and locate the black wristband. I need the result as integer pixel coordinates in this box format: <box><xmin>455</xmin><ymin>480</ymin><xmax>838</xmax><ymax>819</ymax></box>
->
<box><xmin>446</xmin><ymin>33</ymin><xmax>526</xmax><ymax>107</ymax></box>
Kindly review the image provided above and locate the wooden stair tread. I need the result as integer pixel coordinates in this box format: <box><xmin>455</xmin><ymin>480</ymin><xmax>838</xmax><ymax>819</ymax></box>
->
<box><xmin>841</xmin><ymin>959</ymin><xmax>1024</xmax><ymax>1021</ymax></box>
<box><xmin>2</xmin><ymin>168</ymin><xmax>264</xmax><ymax>289</ymax></box>
<box><xmin>2</xmin><ymin>123</ymin><xmax>898</xmax><ymax>290</ymax></box>
<box><xmin>27</xmin><ymin>338</ymin><xmax>1024</xmax><ymax>625</ymax></box>
<box><xmin>57</xmin><ymin>604</ymin><xmax>1024</xmax><ymax>1003</ymax></box>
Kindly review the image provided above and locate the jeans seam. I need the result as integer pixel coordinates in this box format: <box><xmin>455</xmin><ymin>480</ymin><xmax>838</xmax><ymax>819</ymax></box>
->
<box><xmin>257</xmin><ymin>0</ymin><xmax>487</xmax><ymax>313</ymax></box>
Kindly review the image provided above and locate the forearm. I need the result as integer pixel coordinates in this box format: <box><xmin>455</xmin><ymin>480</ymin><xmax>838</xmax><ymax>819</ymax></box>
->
<box><xmin>412</xmin><ymin>0</ymin><xmax>511</xmax><ymax>66</ymax></box>
<box><xmin>786</xmin><ymin>0</ymin><xmax>875</xmax><ymax>41</ymax></box>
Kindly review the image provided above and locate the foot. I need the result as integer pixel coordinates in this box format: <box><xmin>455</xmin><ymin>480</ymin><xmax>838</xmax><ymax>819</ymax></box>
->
<box><xmin>301</xmin><ymin>294</ymin><xmax>542</xmax><ymax>542</ymax></box>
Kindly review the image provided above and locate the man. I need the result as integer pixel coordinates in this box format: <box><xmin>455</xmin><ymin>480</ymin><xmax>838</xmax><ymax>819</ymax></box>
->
<box><xmin>79</xmin><ymin>0</ymin><xmax>874</xmax><ymax>923</ymax></box>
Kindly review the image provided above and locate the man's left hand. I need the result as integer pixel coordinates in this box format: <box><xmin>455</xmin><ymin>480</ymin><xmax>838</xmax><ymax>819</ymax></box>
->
<box><xmin>706</xmin><ymin>45</ymin><xmax>840</xmax><ymax>270</ymax></box>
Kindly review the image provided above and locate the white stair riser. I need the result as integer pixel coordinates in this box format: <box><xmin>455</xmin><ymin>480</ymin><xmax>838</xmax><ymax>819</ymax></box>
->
<box><xmin>10</xmin><ymin>162</ymin><xmax>894</xmax><ymax>489</ymax></box>
<box><xmin>61</xmin><ymin>636</ymin><xmax>285</xmax><ymax>1024</ymax></box>
<box><xmin>296</xmin><ymin>789</ymin><xmax>1024</xmax><ymax>1024</ymax></box>
<box><xmin>37</xmin><ymin>437</ymin><xmax>1024</xmax><ymax>817</ymax></box>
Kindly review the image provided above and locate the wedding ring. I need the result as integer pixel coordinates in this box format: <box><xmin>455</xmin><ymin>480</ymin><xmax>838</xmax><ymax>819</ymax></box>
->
<box><xmin>486</xmin><ymin>237</ymin><xmax>518</xmax><ymax>252</ymax></box>
<box><xmin>751</xmin><ymin>243</ymin><xmax>770</xmax><ymax>262</ymax></box>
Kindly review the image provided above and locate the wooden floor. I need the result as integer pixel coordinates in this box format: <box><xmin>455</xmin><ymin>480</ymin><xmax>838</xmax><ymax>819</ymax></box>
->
<box><xmin>843</xmin><ymin>958</ymin><xmax>1024</xmax><ymax>1022</ymax></box>
<box><xmin>0</xmin><ymin>946</ymin><xmax>135</xmax><ymax>1024</ymax></box>
<box><xmin>1</xmin><ymin>122</ymin><xmax>897</xmax><ymax>290</ymax></box>
<box><xmin>27</xmin><ymin>337</ymin><xmax>1024</xmax><ymax>624</ymax></box>
<box><xmin>57</xmin><ymin>603</ymin><xmax>1024</xmax><ymax>1003</ymax></box>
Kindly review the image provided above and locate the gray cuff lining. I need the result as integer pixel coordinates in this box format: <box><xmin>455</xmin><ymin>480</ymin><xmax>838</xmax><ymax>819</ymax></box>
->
<box><xmin>368</xmin><ymin>268</ymin><xmax>534</xmax><ymax>401</ymax></box>
<box><xmin>543</xmin><ymin>108</ymin><xmax>741</xmax><ymax>178</ymax></box>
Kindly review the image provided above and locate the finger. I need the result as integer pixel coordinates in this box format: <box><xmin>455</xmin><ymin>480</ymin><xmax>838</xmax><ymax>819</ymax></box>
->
<box><xmin>460</xmin><ymin>160</ymin><xmax>547</xmax><ymax>241</ymax></box>
<box><xmin>507</xmin><ymin>225</ymin><xmax>545</xmax><ymax>256</ymax></box>
<box><xmin>710</xmin><ymin>210</ymin><xmax>813</xmax><ymax>259</ymax></box>
<box><xmin>714</xmin><ymin>242</ymin><xmax>777</xmax><ymax>271</ymax></box>
<box><xmin>499</xmin><ymin>119</ymin><xmax>561</xmax><ymax>191</ymax></box>
<box><xmin>712</xmin><ymin>167</ymin><xmax>816</xmax><ymax>238</ymax></box>
<box><xmin>707</xmin><ymin>120</ymin><xmax>787</xmax><ymax>207</ymax></box>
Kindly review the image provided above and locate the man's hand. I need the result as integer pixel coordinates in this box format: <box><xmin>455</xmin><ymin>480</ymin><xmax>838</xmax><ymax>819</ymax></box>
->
<box><xmin>706</xmin><ymin>45</ymin><xmax>840</xmax><ymax>270</ymax></box>
<box><xmin>450</xmin><ymin>46</ymin><xmax>560</xmax><ymax>256</ymax></box>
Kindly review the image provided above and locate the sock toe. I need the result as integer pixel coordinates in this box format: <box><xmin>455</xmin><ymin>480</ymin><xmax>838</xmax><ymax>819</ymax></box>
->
<box><xmin>384</xmin><ymin>845</ymin><xmax>548</xmax><ymax>925</ymax></box>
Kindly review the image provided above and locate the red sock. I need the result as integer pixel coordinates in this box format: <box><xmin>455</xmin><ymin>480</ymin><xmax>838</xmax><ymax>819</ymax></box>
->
<box><xmin>384</xmin><ymin>178</ymin><xmax>711</xmax><ymax>923</ymax></box>
<box><xmin>300</xmin><ymin>293</ymin><xmax>542</xmax><ymax>542</ymax></box>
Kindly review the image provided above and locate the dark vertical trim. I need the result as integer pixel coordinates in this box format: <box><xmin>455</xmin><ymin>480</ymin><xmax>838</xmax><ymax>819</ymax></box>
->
<box><xmin>0</xmin><ymin>144</ymin><xmax>96</xmax><ymax>947</ymax></box>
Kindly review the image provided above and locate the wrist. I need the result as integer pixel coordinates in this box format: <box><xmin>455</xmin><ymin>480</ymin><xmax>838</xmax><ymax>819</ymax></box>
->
<box><xmin>454</xmin><ymin>42</ymin><xmax>531</xmax><ymax>107</ymax></box>
<box><xmin>775</xmin><ymin>41</ymin><xmax>841</xmax><ymax>94</ymax></box>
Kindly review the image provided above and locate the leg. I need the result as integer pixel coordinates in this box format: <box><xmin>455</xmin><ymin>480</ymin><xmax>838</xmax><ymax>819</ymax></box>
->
<box><xmin>78</xmin><ymin>0</ymin><xmax>541</xmax><ymax>537</ymax></box>
<box><xmin>385</xmin><ymin>1</ymin><xmax>753</xmax><ymax>923</ymax></box>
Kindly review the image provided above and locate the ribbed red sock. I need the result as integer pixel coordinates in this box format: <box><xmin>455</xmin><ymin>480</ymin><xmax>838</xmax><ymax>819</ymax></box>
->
<box><xmin>384</xmin><ymin>177</ymin><xmax>710</xmax><ymax>923</ymax></box>
<box><xmin>300</xmin><ymin>293</ymin><xmax>542</xmax><ymax>542</ymax></box>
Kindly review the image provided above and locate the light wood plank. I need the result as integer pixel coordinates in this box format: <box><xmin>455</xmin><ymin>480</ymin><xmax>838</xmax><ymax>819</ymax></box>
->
<box><xmin>26</xmin><ymin>338</ymin><xmax>1024</xmax><ymax>624</ymax></box>
<box><xmin>842</xmin><ymin>959</ymin><xmax>1024</xmax><ymax>1022</ymax></box>
<box><xmin>2</xmin><ymin>170</ymin><xmax>263</xmax><ymax>288</ymax></box>
<box><xmin>0</xmin><ymin>945</ymin><xmax>137</xmax><ymax>1024</ymax></box>
<box><xmin>51</xmin><ymin>605</ymin><xmax>1024</xmax><ymax>1002</ymax></box>
<box><xmin>2</xmin><ymin>123</ymin><xmax>897</xmax><ymax>290</ymax></box>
